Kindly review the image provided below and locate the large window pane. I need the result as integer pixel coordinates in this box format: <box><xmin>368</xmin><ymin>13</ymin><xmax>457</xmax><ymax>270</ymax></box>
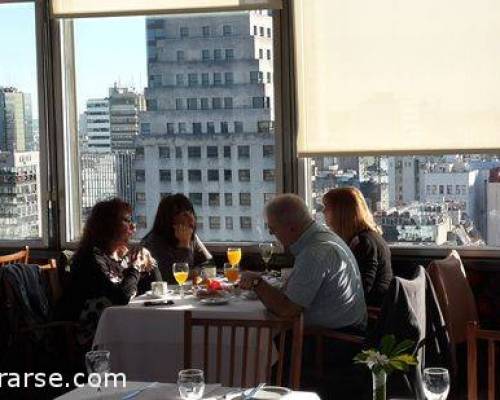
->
<box><xmin>66</xmin><ymin>10</ymin><xmax>278</xmax><ymax>242</ymax></box>
<box><xmin>308</xmin><ymin>154</ymin><xmax>500</xmax><ymax>247</ymax></box>
<box><xmin>0</xmin><ymin>2</ymin><xmax>42</xmax><ymax>240</ymax></box>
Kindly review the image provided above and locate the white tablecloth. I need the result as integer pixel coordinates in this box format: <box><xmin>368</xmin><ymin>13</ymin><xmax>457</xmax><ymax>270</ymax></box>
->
<box><xmin>55</xmin><ymin>382</ymin><xmax>321</xmax><ymax>400</ymax></box>
<box><xmin>93</xmin><ymin>294</ymin><xmax>276</xmax><ymax>385</ymax></box>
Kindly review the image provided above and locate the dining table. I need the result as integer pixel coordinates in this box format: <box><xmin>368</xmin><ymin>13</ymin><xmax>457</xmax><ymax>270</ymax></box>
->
<box><xmin>55</xmin><ymin>381</ymin><xmax>322</xmax><ymax>400</ymax></box>
<box><xmin>92</xmin><ymin>288</ymin><xmax>278</xmax><ymax>386</ymax></box>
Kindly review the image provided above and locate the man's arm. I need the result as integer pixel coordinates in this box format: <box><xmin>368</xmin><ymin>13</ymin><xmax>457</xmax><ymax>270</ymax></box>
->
<box><xmin>240</xmin><ymin>272</ymin><xmax>303</xmax><ymax>318</ymax></box>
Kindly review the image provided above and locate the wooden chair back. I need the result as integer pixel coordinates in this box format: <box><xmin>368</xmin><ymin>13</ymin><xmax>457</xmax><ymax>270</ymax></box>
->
<box><xmin>467</xmin><ymin>321</ymin><xmax>500</xmax><ymax>400</ymax></box>
<box><xmin>184</xmin><ymin>311</ymin><xmax>303</xmax><ymax>390</ymax></box>
<box><xmin>0</xmin><ymin>246</ymin><xmax>30</xmax><ymax>266</ymax></box>
<box><xmin>39</xmin><ymin>259</ymin><xmax>62</xmax><ymax>305</ymax></box>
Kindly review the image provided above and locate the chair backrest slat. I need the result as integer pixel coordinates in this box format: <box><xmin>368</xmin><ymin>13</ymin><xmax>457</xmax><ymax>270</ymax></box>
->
<box><xmin>184</xmin><ymin>312</ymin><xmax>303</xmax><ymax>389</ymax></box>
<box><xmin>0</xmin><ymin>246</ymin><xmax>29</xmax><ymax>267</ymax></box>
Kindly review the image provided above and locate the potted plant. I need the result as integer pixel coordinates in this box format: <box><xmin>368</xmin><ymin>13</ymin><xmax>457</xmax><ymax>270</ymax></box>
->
<box><xmin>353</xmin><ymin>335</ymin><xmax>418</xmax><ymax>400</ymax></box>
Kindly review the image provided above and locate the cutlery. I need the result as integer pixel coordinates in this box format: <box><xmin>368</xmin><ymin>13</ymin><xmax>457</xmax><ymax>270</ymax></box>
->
<box><xmin>242</xmin><ymin>383</ymin><xmax>265</xmax><ymax>400</ymax></box>
<box><xmin>121</xmin><ymin>382</ymin><xmax>158</xmax><ymax>400</ymax></box>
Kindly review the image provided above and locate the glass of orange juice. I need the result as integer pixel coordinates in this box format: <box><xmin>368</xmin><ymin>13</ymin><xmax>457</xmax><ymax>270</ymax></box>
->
<box><xmin>224</xmin><ymin>262</ymin><xmax>240</xmax><ymax>283</ymax></box>
<box><xmin>172</xmin><ymin>262</ymin><xmax>189</xmax><ymax>299</ymax></box>
<box><xmin>226</xmin><ymin>247</ymin><xmax>242</xmax><ymax>267</ymax></box>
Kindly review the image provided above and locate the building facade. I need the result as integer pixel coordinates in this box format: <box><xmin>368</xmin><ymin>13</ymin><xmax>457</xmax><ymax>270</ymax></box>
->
<box><xmin>85</xmin><ymin>98</ymin><xmax>110</xmax><ymax>152</ymax></box>
<box><xmin>0</xmin><ymin>87</ymin><xmax>33</xmax><ymax>152</ymax></box>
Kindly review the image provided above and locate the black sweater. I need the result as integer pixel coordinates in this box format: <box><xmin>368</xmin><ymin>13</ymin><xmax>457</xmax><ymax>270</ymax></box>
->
<box><xmin>350</xmin><ymin>230</ymin><xmax>393</xmax><ymax>306</ymax></box>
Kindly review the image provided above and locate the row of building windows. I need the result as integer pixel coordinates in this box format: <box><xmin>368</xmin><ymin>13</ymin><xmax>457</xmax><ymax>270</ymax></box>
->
<box><xmin>149</xmin><ymin>71</ymin><xmax>272</xmax><ymax>88</ymax></box>
<box><xmin>135</xmin><ymin>168</ymin><xmax>275</xmax><ymax>183</ymax></box>
<box><xmin>133</xmin><ymin>213</ymin><xmax>253</xmax><ymax>231</ymax></box>
<box><xmin>174</xmin><ymin>47</ymin><xmax>271</xmax><ymax>63</ymax></box>
<box><xmin>178</xmin><ymin>24</ymin><xmax>233</xmax><ymax>39</ymax></box>
<box><xmin>253</xmin><ymin>25</ymin><xmax>272</xmax><ymax>39</ymax></box>
<box><xmin>425</xmin><ymin>184</ymin><xmax>468</xmax><ymax>195</ymax></box>
<box><xmin>172</xmin><ymin>96</ymin><xmax>271</xmax><ymax>111</ymax></box>
<box><xmin>136</xmin><ymin>191</ymin><xmax>274</xmax><ymax>207</ymax></box>
<box><xmin>137</xmin><ymin>144</ymin><xmax>274</xmax><ymax>160</ymax></box>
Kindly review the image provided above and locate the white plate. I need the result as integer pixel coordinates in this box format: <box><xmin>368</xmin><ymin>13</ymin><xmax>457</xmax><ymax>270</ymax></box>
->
<box><xmin>199</xmin><ymin>297</ymin><xmax>230</xmax><ymax>305</ymax></box>
<box><xmin>232</xmin><ymin>386</ymin><xmax>291</xmax><ymax>400</ymax></box>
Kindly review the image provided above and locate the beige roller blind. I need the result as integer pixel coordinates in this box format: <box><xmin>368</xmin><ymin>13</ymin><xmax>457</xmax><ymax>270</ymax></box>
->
<box><xmin>294</xmin><ymin>0</ymin><xmax>500</xmax><ymax>157</ymax></box>
<box><xmin>51</xmin><ymin>0</ymin><xmax>282</xmax><ymax>18</ymax></box>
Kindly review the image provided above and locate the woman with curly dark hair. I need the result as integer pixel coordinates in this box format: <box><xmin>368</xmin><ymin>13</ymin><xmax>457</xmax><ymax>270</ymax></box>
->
<box><xmin>142</xmin><ymin>193</ymin><xmax>211</xmax><ymax>283</ymax></box>
<box><xmin>62</xmin><ymin>198</ymin><xmax>158</xmax><ymax>346</ymax></box>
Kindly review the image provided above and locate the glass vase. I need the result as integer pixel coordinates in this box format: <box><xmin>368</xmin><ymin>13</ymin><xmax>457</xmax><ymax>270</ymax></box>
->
<box><xmin>372</xmin><ymin>369</ymin><xmax>387</xmax><ymax>400</ymax></box>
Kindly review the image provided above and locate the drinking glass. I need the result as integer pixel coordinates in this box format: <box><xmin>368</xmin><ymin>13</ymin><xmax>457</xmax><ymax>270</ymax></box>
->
<box><xmin>173</xmin><ymin>262</ymin><xmax>189</xmax><ymax>299</ymax></box>
<box><xmin>423</xmin><ymin>368</ymin><xmax>450</xmax><ymax>400</ymax></box>
<box><xmin>224</xmin><ymin>262</ymin><xmax>240</xmax><ymax>283</ymax></box>
<box><xmin>177</xmin><ymin>369</ymin><xmax>205</xmax><ymax>400</ymax></box>
<box><xmin>226</xmin><ymin>247</ymin><xmax>242</xmax><ymax>267</ymax></box>
<box><xmin>259</xmin><ymin>242</ymin><xmax>274</xmax><ymax>270</ymax></box>
<box><xmin>85</xmin><ymin>350</ymin><xmax>110</xmax><ymax>392</ymax></box>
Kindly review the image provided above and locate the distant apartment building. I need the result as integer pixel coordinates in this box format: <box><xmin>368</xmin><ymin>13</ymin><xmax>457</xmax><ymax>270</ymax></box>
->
<box><xmin>0</xmin><ymin>151</ymin><xmax>40</xmax><ymax>239</ymax></box>
<box><xmin>487</xmin><ymin>167</ymin><xmax>500</xmax><ymax>246</ymax></box>
<box><xmin>388</xmin><ymin>156</ymin><xmax>424</xmax><ymax>206</ymax></box>
<box><xmin>85</xmin><ymin>99</ymin><xmax>110</xmax><ymax>152</ymax></box>
<box><xmin>109</xmin><ymin>85</ymin><xmax>145</xmax><ymax>151</ymax></box>
<box><xmin>135</xmin><ymin>11</ymin><xmax>276</xmax><ymax>241</ymax></box>
<box><xmin>80</xmin><ymin>152</ymin><xmax>117</xmax><ymax>219</ymax></box>
<box><xmin>0</xmin><ymin>87</ymin><xmax>33</xmax><ymax>152</ymax></box>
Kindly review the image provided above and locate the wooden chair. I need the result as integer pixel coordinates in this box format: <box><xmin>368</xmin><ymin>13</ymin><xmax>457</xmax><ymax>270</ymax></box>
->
<box><xmin>0</xmin><ymin>246</ymin><xmax>30</xmax><ymax>266</ymax></box>
<box><xmin>184</xmin><ymin>311</ymin><xmax>303</xmax><ymax>389</ymax></box>
<box><xmin>39</xmin><ymin>259</ymin><xmax>63</xmax><ymax>306</ymax></box>
<box><xmin>467</xmin><ymin>321</ymin><xmax>500</xmax><ymax>400</ymax></box>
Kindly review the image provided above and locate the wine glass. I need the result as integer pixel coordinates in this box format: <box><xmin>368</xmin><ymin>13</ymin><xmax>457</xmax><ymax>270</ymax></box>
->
<box><xmin>177</xmin><ymin>369</ymin><xmax>205</xmax><ymax>400</ymax></box>
<box><xmin>226</xmin><ymin>247</ymin><xmax>242</xmax><ymax>267</ymax></box>
<box><xmin>85</xmin><ymin>350</ymin><xmax>110</xmax><ymax>392</ymax></box>
<box><xmin>423</xmin><ymin>368</ymin><xmax>450</xmax><ymax>400</ymax></box>
<box><xmin>259</xmin><ymin>242</ymin><xmax>274</xmax><ymax>271</ymax></box>
<box><xmin>173</xmin><ymin>262</ymin><xmax>189</xmax><ymax>299</ymax></box>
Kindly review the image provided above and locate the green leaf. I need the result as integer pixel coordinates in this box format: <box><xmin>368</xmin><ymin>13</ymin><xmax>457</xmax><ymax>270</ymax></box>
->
<box><xmin>391</xmin><ymin>354</ymin><xmax>418</xmax><ymax>366</ymax></box>
<box><xmin>391</xmin><ymin>339</ymin><xmax>415</xmax><ymax>356</ymax></box>
<box><xmin>389</xmin><ymin>360</ymin><xmax>407</xmax><ymax>371</ymax></box>
<box><xmin>380</xmin><ymin>335</ymin><xmax>396</xmax><ymax>356</ymax></box>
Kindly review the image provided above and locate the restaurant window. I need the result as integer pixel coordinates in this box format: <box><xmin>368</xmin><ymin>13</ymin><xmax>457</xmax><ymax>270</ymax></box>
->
<box><xmin>62</xmin><ymin>8</ymin><xmax>279</xmax><ymax>243</ymax></box>
<box><xmin>224</xmin><ymin>193</ymin><xmax>233</xmax><ymax>206</ymax></box>
<box><xmin>189</xmin><ymin>192</ymin><xmax>202</xmax><ymax>206</ymax></box>
<box><xmin>188</xmin><ymin>146</ymin><xmax>201</xmax><ymax>159</ymax></box>
<box><xmin>188</xmin><ymin>170</ymin><xmax>202</xmax><ymax>182</ymax></box>
<box><xmin>207</xmin><ymin>146</ymin><xmax>218</xmax><ymax>159</ymax></box>
<box><xmin>238</xmin><ymin>169</ymin><xmax>250</xmax><ymax>182</ymax></box>
<box><xmin>209</xmin><ymin>193</ymin><xmax>220</xmax><ymax>207</ymax></box>
<box><xmin>159</xmin><ymin>169</ymin><xmax>171</xmax><ymax>182</ymax></box>
<box><xmin>225</xmin><ymin>216</ymin><xmax>233</xmax><ymax>230</ymax></box>
<box><xmin>239</xmin><ymin>193</ymin><xmax>251</xmax><ymax>206</ymax></box>
<box><xmin>209</xmin><ymin>216</ymin><xmax>221</xmax><ymax>230</ymax></box>
<box><xmin>240</xmin><ymin>216</ymin><xmax>252</xmax><ymax>230</ymax></box>
<box><xmin>136</xmin><ymin>192</ymin><xmax>146</xmax><ymax>202</ymax></box>
<box><xmin>207</xmin><ymin>169</ymin><xmax>219</xmax><ymax>181</ymax></box>
<box><xmin>238</xmin><ymin>145</ymin><xmax>250</xmax><ymax>159</ymax></box>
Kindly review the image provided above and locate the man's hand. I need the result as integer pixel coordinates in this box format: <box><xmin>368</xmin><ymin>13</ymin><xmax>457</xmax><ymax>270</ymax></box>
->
<box><xmin>174</xmin><ymin>224</ymin><xmax>193</xmax><ymax>248</ymax></box>
<box><xmin>239</xmin><ymin>271</ymin><xmax>262</xmax><ymax>290</ymax></box>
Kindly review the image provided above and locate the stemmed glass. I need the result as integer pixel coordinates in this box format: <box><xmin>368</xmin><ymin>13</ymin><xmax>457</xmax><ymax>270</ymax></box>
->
<box><xmin>177</xmin><ymin>369</ymin><xmax>205</xmax><ymax>400</ymax></box>
<box><xmin>173</xmin><ymin>262</ymin><xmax>189</xmax><ymax>299</ymax></box>
<box><xmin>85</xmin><ymin>350</ymin><xmax>110</xmax><ymax>392</ymax></box>
<box><xmin>226</xmin><ymin>247</ymin><xmax>242</xmax><ymax>268</ymax></box>
<box><xmin>423</xmin><ymin>368</ymin><xmax>450</xmax><ymax>400</ymax></box>
<box><xmin>259</xmin><ymin>242</ymin><xmax>274</xmax><ymax>271</ymax></box>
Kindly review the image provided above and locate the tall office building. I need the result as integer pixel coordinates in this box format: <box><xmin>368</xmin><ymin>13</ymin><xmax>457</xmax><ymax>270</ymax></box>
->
<box><xmin>85</xmin><ymin>98</ymin><xmax>110</xmax><ymax>152</ymax></box>
<box><xmin>0</xmin><ymin>151</ymin><xmax>40</xmax><ymax>239</ymax></box>
<box><xmin>0</xmin><ymin>87</ymin><xmax>33</xmax><ymax>152</ymax></box>
<box><xmin>109</xmin><ymin>85</ymin><xmax>145</xmax><ymax>151</ymax></box>
<box><xmin>135</xmin><ymin>11</ymin><xmax>276</xmax><ymax>241</ymax></box>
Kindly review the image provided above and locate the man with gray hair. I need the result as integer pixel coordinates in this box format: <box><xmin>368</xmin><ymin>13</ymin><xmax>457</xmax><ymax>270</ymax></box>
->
<box><xmin>240</xmin><ymin>194</ymin><xmax>367</xmax><ymax>331</ymax></box>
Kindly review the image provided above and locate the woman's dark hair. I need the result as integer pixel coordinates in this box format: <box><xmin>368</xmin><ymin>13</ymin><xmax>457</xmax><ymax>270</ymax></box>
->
<box><xmin>145</xmin><ymin>193</ymin><xmax>196</xmax><ymax>245</ymax></box>
<box><xmin>76</xmin><ymin>197</ymin><xmax>132</xmax><ymax>256</ymax></box>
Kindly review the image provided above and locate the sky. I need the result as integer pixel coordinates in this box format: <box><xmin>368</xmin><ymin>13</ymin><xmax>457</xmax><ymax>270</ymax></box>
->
<box><xmin>0</xmin><ymin>3</ymin><xmax>147</xmax><ymax>118</ymax></box>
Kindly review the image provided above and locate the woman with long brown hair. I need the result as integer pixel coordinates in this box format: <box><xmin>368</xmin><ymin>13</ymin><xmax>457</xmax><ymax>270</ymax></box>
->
<box><xmin>61</xmin><ymin>198</ymin><xmax>157</xmax><ymax>346</ymax></box>
<box><xmin>323</xmin><ymin>187</ymin><xmax>392</xmax><ymax>306</ymax></box>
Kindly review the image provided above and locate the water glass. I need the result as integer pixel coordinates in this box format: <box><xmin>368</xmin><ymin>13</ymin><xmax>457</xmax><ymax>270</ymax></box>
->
<box><xmin>423</xmin><ymin>368</ymin><xmax>450</xmax><ymax>400</ymax></box>
<box><xmin>259</xmin><ymin>242</ymin><xmax>274</xmax><ymax>269</ymax></box>
<box><xmin>85</xmin><ymin>350</ymin><xmax>110</xmax><ymax>392</ymax></box>
<box><xmin>173</xmin><ymin>262</ymin><xmax>189</xmax><ymax>298</ymax></box>
<box><xmin>177</xmin><ymin>369</ymin><xmax>205</xmax><ymax>400</ymax></box>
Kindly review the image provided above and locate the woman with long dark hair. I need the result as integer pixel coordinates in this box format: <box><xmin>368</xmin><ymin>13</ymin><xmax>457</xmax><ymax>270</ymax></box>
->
<box><xmin>62</xmin><ymin>198</ymin><xmax>156</xmax><ymax>346</ymax></box>
<box><xmin>142</xmin><ymin>193</ymin><xmax>211</xmax><ymax>283</ymax></box>
<box><xmin>323</xmin><ymin>187</ymin><xmax>392</xmax><ymax>306</ymax></box>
